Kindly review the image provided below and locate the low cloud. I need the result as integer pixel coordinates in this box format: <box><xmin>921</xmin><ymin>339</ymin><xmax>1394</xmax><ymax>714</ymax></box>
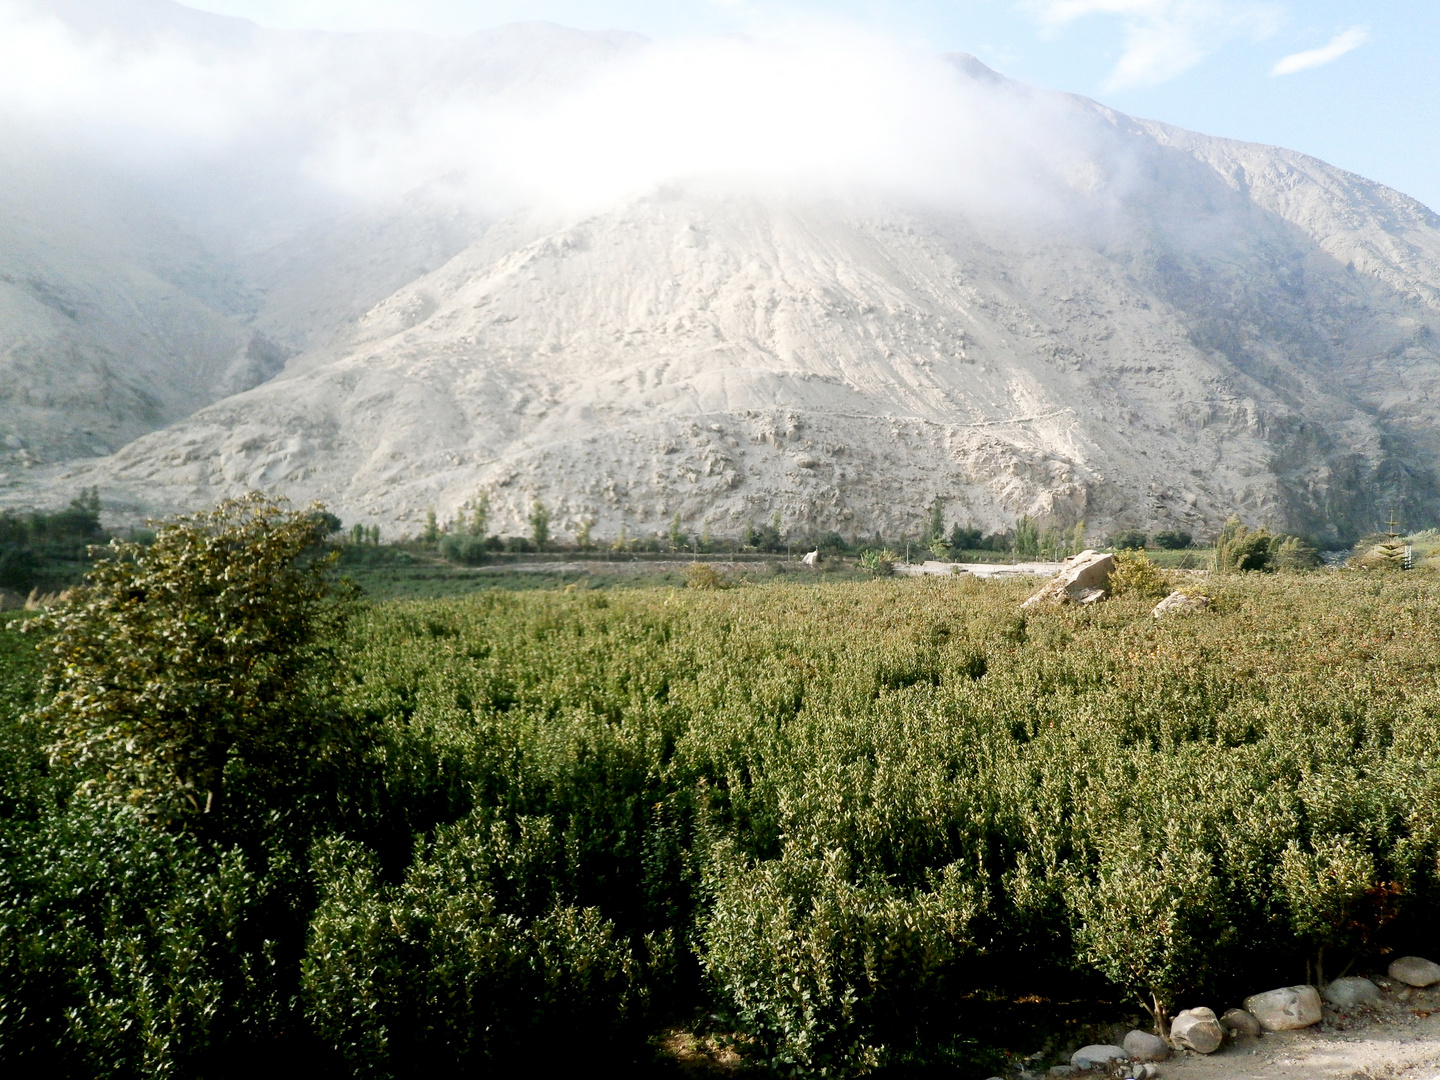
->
<box><xmin>0</xmin><ymin>4</ymin><xmax>1144</xmax><ymax>225</ymax></box>
<box><xmin>1271</xmin><ymin>26</ymin><xmax>1368</xmax><ymax>76</ymax></box>
<box><xmin>1024</xmin><ymin>0</ymin><xmax>1284</xmax><ymax>90</ymax></box>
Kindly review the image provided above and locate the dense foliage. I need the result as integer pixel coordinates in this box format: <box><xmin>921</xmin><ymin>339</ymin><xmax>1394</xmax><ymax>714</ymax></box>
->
<box><xmin>0</xmin><ymin>488</ymin><xmax>107</xmax><ymax>591</ymax></box>
<box><xmin>3</xmin><ymin>552</ymin><xmax>1440</xmax><ymax>1075</ymax></box>
<box><xmin>28</xmin><ymin>494</ymin><xmax>353</xmax><ymax>823</ymax></box>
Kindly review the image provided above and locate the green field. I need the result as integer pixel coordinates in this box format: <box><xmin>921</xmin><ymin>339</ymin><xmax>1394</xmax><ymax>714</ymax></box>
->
<box><xmin>4</xmin><ymin>563</ymin><xmax>1440</xmax><ymax>1076</ymax></box>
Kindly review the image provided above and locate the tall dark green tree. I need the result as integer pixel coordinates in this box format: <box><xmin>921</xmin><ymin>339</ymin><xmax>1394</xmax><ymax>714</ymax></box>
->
<box><xmin>530</xmin><ymin>499</ymin><xmax>551</xmax><ymax>551</ymax></box>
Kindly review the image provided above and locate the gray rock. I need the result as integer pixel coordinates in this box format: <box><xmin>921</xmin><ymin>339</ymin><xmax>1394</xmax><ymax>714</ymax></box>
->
<box><xmin>1049</xmin><ymin>1067</ymin><xmax>1078</xmax><ymax>1078</ymax></box>
<box><xmin>1021</xmin><ymin>551</ymin><xmax>1116</xmax><ymax>608</ymax></box>
<box><xmin>1171</xmin><ymin>1006</ymin><xmax>1224</xmax><ymax>1053</ymax></box>
<box><xmin>1137</xmin><ymin>1066</ymin><xmax>1161</xmax><ymax>1080</ymax></box>
<box><xmin>1243</xmin><ymin>985</ymin><xmax>1322</xmax><ymax>1031</ymax></box>
<box><xmin>1323</xmin><ymin>976</ymin><xmax>1381</xmax><ymax>1009</ymax></box>
<box><xmin>1152</xmin><ymin>591</ymin><xmax>1209</xmax><ymax>617</ymax></box>
<box><xmin>1221</xmin><ymin>1008</ymin><xmax>1263</xmax><ymax>1037</ymax></box>
<box><xmin>1389</xmin><ymin>956</ymin><xmax>1440</xmax><ymax>987</ymax></box>
<box><xmin>1123</xmin><ymin>1029</ymin><xmax>1170</xmax><ymax>1062</ymax></box>
<box><xmin>1071</xmin><ymin>1044</ymin><xmax>1127</xmax><ymax>1069</ymax></box>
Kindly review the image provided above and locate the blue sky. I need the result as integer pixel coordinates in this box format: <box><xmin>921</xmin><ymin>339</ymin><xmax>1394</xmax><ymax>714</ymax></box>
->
<box><xmin>184</xmin><ymin>1</ymin><xmax>1440</xmax><ymax>211</ymax></box>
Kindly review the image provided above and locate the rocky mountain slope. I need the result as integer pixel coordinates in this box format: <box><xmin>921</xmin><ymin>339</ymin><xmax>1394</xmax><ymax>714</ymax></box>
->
<box><xmin>0</xmin><ymin>1</ymin><xmax>636</xmax><ymax>474</ymax></box>
<box><xmin>7</xmin><ymin>2</ymin><xmax>1440</xmax><ymax>543</ymax></box>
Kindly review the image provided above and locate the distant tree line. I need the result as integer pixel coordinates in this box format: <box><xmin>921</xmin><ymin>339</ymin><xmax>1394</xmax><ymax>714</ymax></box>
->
<box><xmin>0</xmin><ymin>489</ymin><xmax>107</xmax><ymax>591</ymax></box>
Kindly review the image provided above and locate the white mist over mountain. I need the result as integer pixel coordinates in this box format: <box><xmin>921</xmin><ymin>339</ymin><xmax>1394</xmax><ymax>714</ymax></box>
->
<box><xmin>0</xmin><ymin>0</ymin><xmax>1136</xmax><ymax>224</ymax></box>
<box><xmin>4</xmin><ymin>0</ymin><xmax>1440</xmax><ymax>543</ymax></box>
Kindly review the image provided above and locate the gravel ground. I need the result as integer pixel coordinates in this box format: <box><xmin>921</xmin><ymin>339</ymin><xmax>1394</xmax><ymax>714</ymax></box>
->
<box><xmin>1152</xmin><ymin>983</ymin><xmax>1440</xmax><ymax>1080</ymax></box>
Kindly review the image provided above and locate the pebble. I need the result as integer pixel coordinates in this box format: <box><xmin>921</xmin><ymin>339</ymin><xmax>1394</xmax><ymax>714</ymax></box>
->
<box><xmin>1323</xmin><ymin>976</ymin><xmax>1381</xmax><ymax>1008</ymax></box>
<box><xmin>1123</xmin><ymin>1029</ymin><xmax>1171</xmax><ymax>1062</ymax></box>
<box><xmin>1390</xmin><ymin>957</ymin><xmax>1440</xmax><ymax>987</ymax></box>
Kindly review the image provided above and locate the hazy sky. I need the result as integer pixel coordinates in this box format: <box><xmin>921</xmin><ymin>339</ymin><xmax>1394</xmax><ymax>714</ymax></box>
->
<box><xmin>181</xmin><ymin>0</ymin><xmax>1440</xmax><ymax>211</ymax></box>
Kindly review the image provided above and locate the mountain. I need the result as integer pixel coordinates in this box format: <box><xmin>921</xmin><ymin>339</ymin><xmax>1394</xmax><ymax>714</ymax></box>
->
<box><xmin>0</xmin><ymin>1</ymin><xmax>639</xmax><ymax>474</ymax></box>
<box><xmin>5</xmin><ymin>2</ymin><xmax>1440</xmax><ymax>543</ymax></box>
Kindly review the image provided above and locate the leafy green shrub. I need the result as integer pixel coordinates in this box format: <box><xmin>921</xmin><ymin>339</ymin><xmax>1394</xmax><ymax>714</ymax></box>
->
<box><xmin>702</xmin><ymin>848</ymin><xmax>979</xmax><ymax>1074</ymax></box>
<box><xmin>1069</xmin><ymin>839</ymin><xmax>1227</xmax><ymax>1033</ymax></box>
<box><xmin>0</xmin><ymin>802</ymin><xmax>288</xmax><ymax>1077</ymax></box>
<box><xmin>1278</xmin><ymin>835</ymin><xmax>1384</xmax><ymax>985</ymax></box>
<box><xmin>438</xmin><ymin>532</ymin><xmax>489</xmax><ymax>565</ymax></box>
<box><xmin>1272</xmin><ymin>535</ymin><xmax>1322</xmax><ymax>570</ymax></box>
<box><xmin>1108</xmin><ymin>529</ymin><xmax>1148</xmax><ymax>551</ymax></box>
<box><xmin>685</xmin><ymin>563</ymin><xmax>730</xmax><ymax>590</ymax></box>
<box><xmin>859</xmin><ymin>548</ymin><xmax>896</xmax><ymax>577</ymax></box>
<box><xmin>1108</xmin><ymin>549</ymin><xmax>1170</xmax><ymax>598</ymax></box>
<box><xmin>26</xmin><ymin>493</ymin><xmax>354</xmax><ymax>825</ymax></box>
<box><xmin>304</xmin><ymin>819</ymin><xmax>663</xmax><ymax>1074</ymax></box>
<box><xmin>1212</xmin><ymin>517</ymin><xmax>1274</xmax><ymax>572</ymax></box>
<box><xmin>1152</xmin><ymin>530</ymin><xmax>1192</xmax><ymax>550</ymax></box>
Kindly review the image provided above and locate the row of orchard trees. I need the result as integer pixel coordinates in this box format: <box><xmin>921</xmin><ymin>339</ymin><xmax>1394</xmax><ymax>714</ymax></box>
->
<box><xmin>370</xmin><ymin>488</ymin><xmax>1334</xmax><ymax>567</ymax></box>
<box><xmin>5</xmin><ymin>495</ymin><xmax>1439</xmax><ymax>1078</ymax></box>
<box><xmin>412</xmin><ymin>492</ymin><xmax>1089</xmax><ymax>563</ymax></box>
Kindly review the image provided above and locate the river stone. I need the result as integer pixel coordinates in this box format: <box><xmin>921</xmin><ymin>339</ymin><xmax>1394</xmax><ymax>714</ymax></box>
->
<box><xmin>1323</xmin><ymin>976</ymin><xmax>1381</xmax><ymax>1008</ymax></box>
<box><xmin>1389</xmin><ymin>956</ymin><xmax>1440</xmax><ymax>987</ymax></box>
<box><xmin>1071</xmin><ymin>1044</ymin><xmax>1127</xmax><ymax>1069</ymax></box>
<box><xmin>1244</xmin><ymin>985</ymin><xmax>1322</xmax><ymax>1030</ymax></box>
<box><xmin>1171</xmin><ymin>1007</ymin><xmax>1224</xmax><ymax>1053</ymax></box>
<box><xmin>1123</xmin><ymin>1029</ymin><xmax>1170</xmax><ymax>1062</ymax></box>
<box><xmin>1221</xmin><ymin>1008</ymin><xmax>1263</xmax><ymax>1037</ymax></box>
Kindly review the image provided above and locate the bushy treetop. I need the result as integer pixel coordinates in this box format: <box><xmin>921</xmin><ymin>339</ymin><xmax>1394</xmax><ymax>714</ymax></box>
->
<box><xmin>26</xmin><ymin>493</ymin><xmax>353</xmax><ymax>825</ymax></box>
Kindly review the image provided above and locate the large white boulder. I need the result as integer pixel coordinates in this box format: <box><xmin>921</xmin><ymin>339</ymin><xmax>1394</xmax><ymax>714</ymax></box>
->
<box><xmin>1389</xmin><ymin>957</ymin><xmax>1440</xmax><ymax>987</ymax></box>
<box><xmin>1021</xmin><ymin>551</ymin><xmax>1116</xmax><ymax>609</ymax></box>
<box><xmin>1243</xmin><ymin>985</ymin><xmax>1322</xmax><ymax>1031</ymax></box>
<box><xmin>1170</xmin><ymin>1007</ymin><xmax>1224</xmax><ymax>1053</ymax></box>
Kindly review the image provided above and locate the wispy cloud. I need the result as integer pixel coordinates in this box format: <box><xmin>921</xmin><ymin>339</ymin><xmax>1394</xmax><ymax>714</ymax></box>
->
<box><xmin>1023</xmin><ymin>0</ymin><xmax>1284</xmax><ymax>91</ymax></box>
<box><xmin>1271</xmin><ymin>26</ymin><xmax>1369</xmax><ymax>76</ymax></box>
